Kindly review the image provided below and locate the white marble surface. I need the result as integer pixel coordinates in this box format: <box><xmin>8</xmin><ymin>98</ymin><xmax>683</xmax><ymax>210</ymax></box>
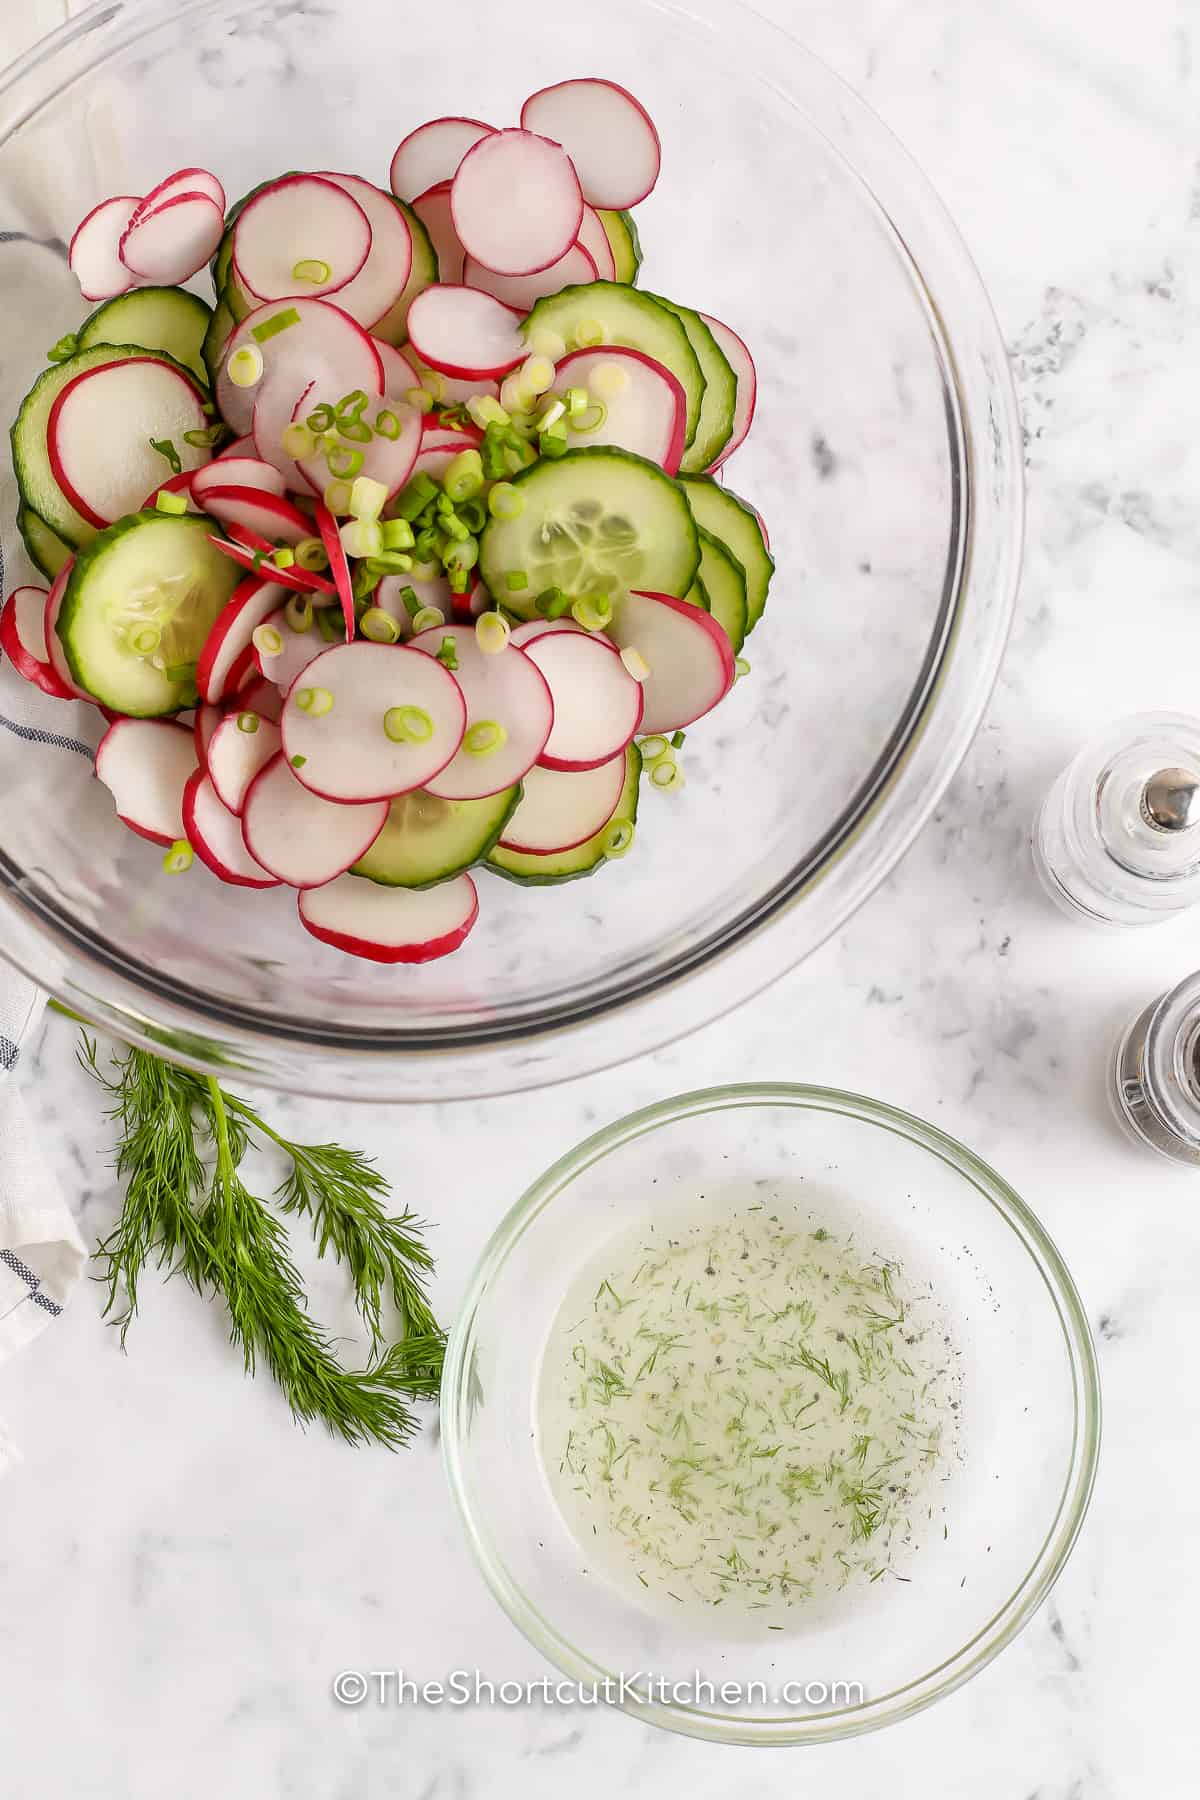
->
<box><xmin>4</xmin><ymin>0</ymin><xmax>1200</xmax><ymax>1794</ymax></box>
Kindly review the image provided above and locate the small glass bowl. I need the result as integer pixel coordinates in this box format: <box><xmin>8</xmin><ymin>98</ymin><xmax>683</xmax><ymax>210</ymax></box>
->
<box><xmin>442</xmin><ymin>1084</ymin><xmax>1100</xmax><ymax>1746</ymax></box>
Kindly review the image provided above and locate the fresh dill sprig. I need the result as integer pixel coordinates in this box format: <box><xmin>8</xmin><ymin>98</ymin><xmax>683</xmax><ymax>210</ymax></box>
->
<box><xmin>80</xmin><ymin>1036</ymin><xmax>445</xmax><ymax>1448</ymax></box>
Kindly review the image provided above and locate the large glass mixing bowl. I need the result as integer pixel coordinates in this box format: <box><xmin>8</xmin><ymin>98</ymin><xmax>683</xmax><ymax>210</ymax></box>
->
<box><xmin>0</xmin><ymin>0</ymin><xmax>1022</xmax><ymax>1100</ymax></box>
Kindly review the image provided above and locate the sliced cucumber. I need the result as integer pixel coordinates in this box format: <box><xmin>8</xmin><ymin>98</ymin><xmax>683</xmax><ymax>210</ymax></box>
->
<box><xmin>351</xmin><ymin>784</ymin><xmax>520</xmax><ymax>889</ymax></box>
<box><xmin>597</xmin><ymin>209</ymin><xmax>643</xmax><ymax>285</ymax></box>
<box><xmin>57</xmin><ymin>511</ymin><xmax>241</xmax><ymax>716</ymax></box>
<box><xmin>697</xmin><ymin>527</ymin><xmax>747</xmax><ymax>653</ymax></box>
<box><xmin>487</xmin><ymin>743</ymin><xmax>641</xmax><ymax>885</ymax></box>
<box><xmin>77</xmin><ymin>287</ymin><xmax>213</xmax><ymax>385</ymax></box>
<box><xmin>17</xmin><ymin>505</ymin><xmax>72</xmax><ymax>580</ymax></box>
<box><xmin>478</xmin><ymin>446</ymin><xmax>700</xmax><ymax>619</ymax></box>
<box><xmin>679</xmin><ymin>474</ymin><xmax>775</xmax><ymax>632</ymax></box>
<box><xmin>11</xmin><ymin>344</ymin><xmax>202</xmax><ymax>549</ymax></box>
<box><xmin>684</xmin><ymin>573</ymin><xmax>710</xmax><ymax>612</ymax></box>
<box><xmin>522</xmin><ymin>282</ymin><xmax>705</xmax><ymax>449</ymax></box>
<box><xmin>202</xmin><ymin>295</ymin><xmax>236</xmax><ymax>388</ymax></box>
<box><xmin>650</xmin><ymin>296</ymin><xmax>735</xmax><ymax>473</ymax></box>
<box><xmin>371</xmin><ymin>197</ymin><xmax>439</xmax><ymax>346</ymax></box>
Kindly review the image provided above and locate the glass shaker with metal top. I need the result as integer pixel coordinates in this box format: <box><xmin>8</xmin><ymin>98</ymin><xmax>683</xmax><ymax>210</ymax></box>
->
<box><xmin>1111</xmin><ymin>972</ymin><xmax>1200</xmax><ymax>1164</ymax></box>
<box><xmin>1033</xmin><ymin>711</ymin><xmax>1200</xmax><ymax>927</ymax></box>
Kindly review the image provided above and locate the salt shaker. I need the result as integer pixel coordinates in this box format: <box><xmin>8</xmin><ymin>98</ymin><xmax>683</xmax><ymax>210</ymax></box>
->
<box><xmin>1033</xmin><ymin>712</ymin><xmax>1200</xmax><ymax>927</ymax></box>
<box><xmin>1111</xmin><ymin>973</ymin><xmax>1200</xmax><ymax>1164</ymax></box>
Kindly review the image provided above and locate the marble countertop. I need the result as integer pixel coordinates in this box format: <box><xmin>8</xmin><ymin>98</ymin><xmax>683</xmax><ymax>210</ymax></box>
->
<box><xmin>4</xmin><ymin>0</ymin><xmax>1200</xmax><ymax>1794</ymax></box>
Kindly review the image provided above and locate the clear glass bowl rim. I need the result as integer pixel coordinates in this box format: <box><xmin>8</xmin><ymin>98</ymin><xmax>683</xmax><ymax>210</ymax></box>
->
<box><xmin>441</xmin><ymin>1082</ymin><xmax>1102</xmax><ymax>1747</ymax></box>
<box><xmin>0</xmin><ymin>0</ymin><xmax>1025</xmax><ymax>1101</ymax></box>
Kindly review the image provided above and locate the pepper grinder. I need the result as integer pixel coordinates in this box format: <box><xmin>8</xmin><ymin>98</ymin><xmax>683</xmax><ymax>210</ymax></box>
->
<box><xmin>1033</xmin><ymin>712</ymin><xmax>1200</xmax><ymax>927</ymax></box>
<box><xmin>1111</xmin><ymin>973</ymin><xmax>1200</xmax><ymax>1164</ymax></box>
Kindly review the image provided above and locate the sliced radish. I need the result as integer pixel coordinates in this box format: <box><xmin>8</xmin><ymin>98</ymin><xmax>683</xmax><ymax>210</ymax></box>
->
<box><xmin>0</xmin><ymin>584</ymin><xmax>73</xmax><ymax>700</ymax></box>
<box><xmin>405</xmin><ymin>424</ymin><xmax>484</xmax><ymax>487</ymax></box>
<box><xmin>451</xmin><ymin>130</ymin><xmax>583</xmax><ymax>277</ymax></box>
<box><xmin>295</xmin><ymin>343</ymin><xmax>420</xmax><ymax>501</ymax></box>
<box><xmin>234</xmin><ymin>675</ymin><xmax>285</xmax><ymax>723</ymax></box>
<box><xmin>251</xmin><ymin>373</ymin><xmax>316</xmax><ymax>493</ymax></box>
<box><xmin>409</xmin><ymin>622</ymin><xmax>553</xmax><ymax>800</ymax></box>
<box><xmin>499</xmin><ymin>755</ymin><xmax>627</xmax><ymax>855</ymax></box>
<box><xmin>314</xmin><ymin>501</ymin><xmax>355</xmax><ymax>643</ymax></box>
<box><xmin>48</xmin><ymin>357</ymin><xmax>209</xmax><ymax>530</ymax></box>
<box><xmin>298</xmin><ymin>871</ymin><xmax>478</xmax><ymax>965</ymax></box>
<box><xmin>461</xmin><ymin>242</ymin><xmax>597</xmax><ymax>313</ymax></box>
<box><xmin>699</xmin><ymin>313</ymin><xmax>757</xmax><ymax>469</ymax></box>
<box><xmin>279</xmin><ymin>641</ymin><xmax>465</xmax><ymax>803</ymax></box>
<box><xmin>414</xmin><ymin>362</ymin><xmax>500</xmax><ymax>407</ymax></box>
<box><xmin>143</xmin><ymin>469</ymin><xmax>200</xmax><ymax>512</ymax></box>
<box><xmin>197</xmin><ymin>577</ymin><xmax>290</xmax><ymax>704</ymax></box>
<box><xmin>226</xmin><ymin>643</ymin><xmax>260</xmax><ymax>696</ymax></box>
<box><xmin>198</xmin><ymin>487</ymin><xmax>314</xmax><ymax>547</ymax></box>
<box><xmin>577</xmin><ymin>204</ymin><xmax>617</xmax><ymax>282</ymax></box>
<box><xmin>520</xmin><ymin>79</ymin><xmax>661</xmax><ymax>209</ymax></box>
<box><xmin>218</xmin><ymin>435</ymin><xmax>258</xmax><ymax>460</ymax></box>
<box><xmin>131</xmin><ymin>167</ymin><xmax>226</xmax><ymax>222</ymax></box>
<box><xmin>194</xmin><ymin>701</ymin><xmax>224</xmax><ymax>769</ymax></box>
<box><xmin>375</xmin><ymin>572</ymin><xmax>452</xmax><ymax>638</ymax></box>
<box><xmin>554</xmin><ymin>346</ymin><xmax>686</xmax><ymax>475</ymax></box>
<box><xmin>242</xmin><ymin>752</ymin><xmax>388</xmax><ymax>886</ymax></box>
<box><xmin>313</xmin><ymin>171</ymin><xmax>413</xmax><ymax>331</ymax></box>
<box><xmin>390</xmin><ymin>118</ymin><xmax>496</xmax><ymax>203</ymax></box>
<box><xmin>411</xmin><ymin>182</ymin><xmax>465</xmax><ymax>286</ymax></box>
<box><xmin>406</xmin><ymin>286</ymin><xmax>524</xmax><ymax>380</ymax></box>
<box><xmin>523</xmin><ymin>629</ymin><xmax>643</xmax><ymax>771</ymax></box>
<box><xmin>95</xmin><ymin>718</ymin><xmax>197</xmax><ymax>846</ymax></box>
<box><xmin>69</xmin><ymin>195</ymin><xmax>140</xmax><ymax>302</ymax></box>
<box><xmin>120</xmin><ymin>193</ymin><xmax>224</xmax><ymax>285</ymax></box>
<box><xmin>251</xmin><ymin>607</ymin><xmax>328</xmax><ymax>690</ymax></box>
<box><xmin>233</xmin><ymin>175</ymin><xmax>371</xmax><ymax>302</ymax></box>
<box><xmin>184</xmin><ymin>769</ymin><xmax>279</xmax><ymax>888</ymax></box>
<box><xmin>205</xmin><ymin>710</ymin><xmax>283</xmax><ymax>813</ymax></box>
<box><xmin>508</xmin><ymin>617</ymin><xmax>586</xmax><ymax>649</ymax></box>
<box><xmin>210</xmin><ymin>533</ymin><xmax>336</xmax><ymax>597</ymax></box>
<box><xmin>193</xmin><ymin>458</ymin><xmax>286</xmax><ymax>504</ymax></box>
<box><xmin>43</xmin><ymin>561</ymin><xmax>88</xmax><ymax>701</ymax></box>
<box><xmin>608</xmin><ymin>589</ymin><xmax>735</xmax><ymax>734</ymax></box>
<box><xmin>216</xmin><ymin>298</ymin><xmax>385</xmax><ymax>438</ymax></box>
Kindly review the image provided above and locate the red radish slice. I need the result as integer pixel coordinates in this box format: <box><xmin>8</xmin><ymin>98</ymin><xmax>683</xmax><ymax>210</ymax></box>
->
<box><xmin>279</xmin><ymin>642</ymin><xmax>466</xmax><ymax>803</ymax></box>
<box><xmin>193</xmin><ymin>458</ymin><xmax>286</xmax><ymax>504</ymax></box>
<box><xmin>251</xmin><ymin>607</ymin><xmax>327</xmax><ymax>690</ymax></box>
<box><xmin>316</xmin><ymin>171</ymin><xmax>413</xmax><ymax>332</ymax></box>
<box><xmin>232</xmin><ymin>175</ymin><xmax>372</xmax><ymax>301</ymax></box>
<box><xmin>132</xmin><ymin>167</ymin><xmax>226</xmax><ymax>223</ymax></box>
<box><xmin>194</xmin><ymin>701</ymin><xmax>223</xmax><ymax>769</ymax></box>
<box><xmin>251</xmin><ymin>373</ymin><xmax>315</xmax><ymax>492</ymax></box>
<box><xmin>314</xmin><ymin>501</ymin><xmax>355</xmax><ymax>643</ymax></box>
<box><xmin>499</xmin><ymin>755</ymin><xmax>627</xmax><ymax>855</ymax></box>
<box><xmin>197</xmin><ymin>577</ymin><xmax>290</xmax><ymax>704</ymax></box>
<box><xmin>699</xmin><ymin>313</ymin><xmax>757</xmax><ymax>469</ymax></box>
<box><xmin>210</xmin><ymin>533</ymin><xmax>335</xmax><ymax>596</ymax></box>
<box><xmin>409</xmin><ymin>623</ymin><xmax>553</xmax><ymax>800</ymax></box>
<box><xmin>242</xmin><ymin>752</ymin><xmax>387</xmax><ymax>886</ymax></box>
<box><xmin>206</xmin><ymin>711</ymin><xmax>282</xmax><ymax>814</ymax></box>
<box><xmin>234</xmin><ymin>675</ymin><xmax>284</xmax><ymax>723</ymax></box>
<box><xmin>218</xmin><ymin>435</ymin><xmax>257</xmax><ymax>460</ymax></box>
<box><xmin>406</xmin><ymin>286</ymin><xmax>524</xmax><ymax>380</ymax></box>
<box><xmin>554</xmin><ymin>346</ymin><xmax>686</xmax><ymax>475</ymax></box>
<box><xmin>298</xmin><ymin>871</ymin><xmax>478</xmax><ymax>964</ymax></box>
<box><xmin>217</xmin><ymin>298</ymin><xmax>385</xmax><ymax>439</ymax></box>
<box><xmin>43</xmin><ymin>561</ymin><xmax>88</xmax><ymax>700</ymax></box>
<box><xmin>451</xmin><ymin>130</ymin><xmax>583</xmax><ymax>277</ymax></box>
<box><xmin>142</xmin><ymin>469</ymin><xmax>199</xmax><ymax>512</ymax></box>
<box><xmin>416</xmin><ymin>362</ymin><xmax>500</xmax><ymax>407</ymax></box>
<box><xmin>95</xmin><ymin>718</ymin><xmax>197</xmax><ymax>846</ymax></box>
<box><xmin>390</xmin><ymin>117</ymin><xmax>496</xmax><ymax>203</ymax></box>
<box><xmin>120</xmin><ymin>192</ymin><xmax>224</xmax><ymax>284</ymax></box>
<box><xmin>0</xmin><ymin>585</ymin><xmax>73</xmax><ymax>699</ymax></box>
<box><xmin>226</xmin><ymin>643</ymin><xmax>261</xmax><ymax>696</ymax></box>
<box><xmin>523</xmin><ymin>629</ymin><xmax>644</xmax><ymax>770</ymax></box>
<box><xmin>608</xmin><ymin>589</ymin><xmax>735</xmax><ymax>734</ymax></box>
<box><xmin>462</xmin><ymin>243</ymin><xmax>596</xmax><ymax>313</ymax></box>
<box><xmin>295</xmin><ymin>344</ymin><xmax>420</xmax><ymax>501</ymax></box>
<box><xmin>577</xmin><ymin>204</ymin><xmax>617</xmax><ymax>282</ymax></box>
<box><xmin>455</xmin><ymin>580</ymin><xmax>491</xmax><ymax>622</ymax></box>
<box><xmin>69</xmin><ymin>195</ymin><xmax>140</xmax><ymax>301</ymax></box>
<box><xmin>198</xmin><ymin>486</ymin><xmax>313</xmax><ymax>547</ymax></box>
<box><xmin>375</xmin><ymin>573</ymin><xmax>452</xmax><ymax>638</ymax></box>
<box><xmin>48</xmin><ymin>357</ymin><xmax>209</xmax><ymax>530</ymax></box>
<box><xmin>405</xmin><ymin>425</ymin><xmax>485</xmax><ymax>490</ymax></box>
<box><xmin>411</xmin><ymin>182</ymin><xmax>465</xmax><ymax>286</ymax></box>
<box><xmin>508</xmin><ymin>617</ymin><xmax>586</xmax><ymax>649</ymax></box>
<box><xmin>184</xmin><ymin>769</ymin><xmax>279</xmax><ymax>888</ymax></box>
<box><xmin>520</xmin><ymin>79</ymin><xmax>661</xmax><ymax>209</ymax></box>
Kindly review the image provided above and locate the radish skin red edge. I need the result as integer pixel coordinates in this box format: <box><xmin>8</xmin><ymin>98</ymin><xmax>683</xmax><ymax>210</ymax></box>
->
<box><xmin>405</xmin><ymin>286</ymin><xmax>525</xmax><ymax>380</ymax></box>
<box><xmin>69</xmin><ymin>195</ymin><xmax>141</xmax><ymax>302</ymax></box>
<box><xmin>699</xmin><ymin>312</ymin><xmax>757</xmax><ymax>469</ymax></box>
<box><xmin>450</xmin><ymin>130</ymin><xmax>583</xmax><ymax>278</ymax></box>
<box><xmin>197</xmin><ymin>577</ymin><xmax>291</xmax><ymax>704</ymax></box>
<box><xmin>389</xmin><ymin>118</ymin><xmax>496</xmax><ymax>204</ymax></box>
<box><xmin>184</xmin><ymin>769</ymin><xmax>280</xmax><ymax>887</ymax></box>
<box><xmin>95</xmin><ymin>718</ymin><xmax>198</xmax><ymax>847</ymax></box>
<box><xmin>130</xmin><ymin>167</ymin><xmax>226</xmax><ymax>224</ymax></box>
<box><xmin>314</xmin><ymin>502</ymin><xmax>356</xmax><ymax>642</ymax></box>
<box><xmin>206</xmin><ymin>711</ymin><xmax>282</xmax><ymax>814</ymax></box>
<box><xmin>297</xmin><ymin>872</ymin><xmax>480</xmax><ymax>965</ymax></box>
<box><xmin>519</xmin><ymin>78</ymin><xmax>662</xmax><ymax>209</ymax></box>
<box><xmin>49</xmin><ymin>358</ymin><xmax>209</xmax><ymax>530</ymax></box>
<box><xmin>119</xmin><ymin>193</ymin><xmax>225</xmax><ymax>286</ymax></box>
<box><xmin>607</xmin><ymin>589</ymin><xmax>736</xmax><ymax>735</ymax></box>
<box><xmin>43</xmin><ymin>562</ymin><xmax>89</xmax><ymax>700</ymax></box>
<box><xmin>0</xmin><ymin>585</ymin><xmax>74</xmax><ymax>699</ymax></box>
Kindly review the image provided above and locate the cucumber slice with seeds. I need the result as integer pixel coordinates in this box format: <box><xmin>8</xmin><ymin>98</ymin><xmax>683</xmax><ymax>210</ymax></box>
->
<box><xmin>57</xmin><ymin>511</ymin><xmax>241</xmax><ymax>716</ymax></box>
<box><xmin>649</xmin><ymin>295</ymin><xmax>736</xmax><ymax>473</ymax></box>
<box><xmin>77</xmin><ymin>286</ymin><xmax>213</xmax><ymax>385</ymax></box>
<box><xmin>487</xmin><ymin>742</ymin><xmax>641</xmax><ymax>885</ymax></box>
<box><xmin>351</xmin><ymin>784</ymin><xmax>520</xmax><ymax>889</ymax></box>
<box><xmin>478</xmin><ymin>445</ymin><xmax>699</xmax><ymax>619</ymax></box>
<box><xmin>522</xmin><ymin>281</ymin><xmax>705</xmax><ymax>448</ymax></box>
<box><xmin>679</xmin><ymin>474</ymin><xmax>775</xmax><ymax>632</ymax></box>
<box><xmin>597</xmin><ymin>209</ymin><xmax>643</xmax><ymax>285</ymax></box>
<box><xmin>697</xmin><ymin>527</ymin><xmax>748</xmax><ymax>653</ymax></box>
<box><xmin>17</xmin><ymin>504</ymin><xmax>72</xmax><ymax>580</ymax></box>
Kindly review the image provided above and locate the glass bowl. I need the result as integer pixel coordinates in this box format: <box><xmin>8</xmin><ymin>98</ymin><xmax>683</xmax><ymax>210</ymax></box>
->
<box><xmin>442</xmin><ymin>1084</ymin><xmax>1100</xmax><ymax>1746</ymax></box>
<box><xmin>0</xmin><ymin>0</ymin><xmax>1022</xmax><ymax>1100</ymax></box>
